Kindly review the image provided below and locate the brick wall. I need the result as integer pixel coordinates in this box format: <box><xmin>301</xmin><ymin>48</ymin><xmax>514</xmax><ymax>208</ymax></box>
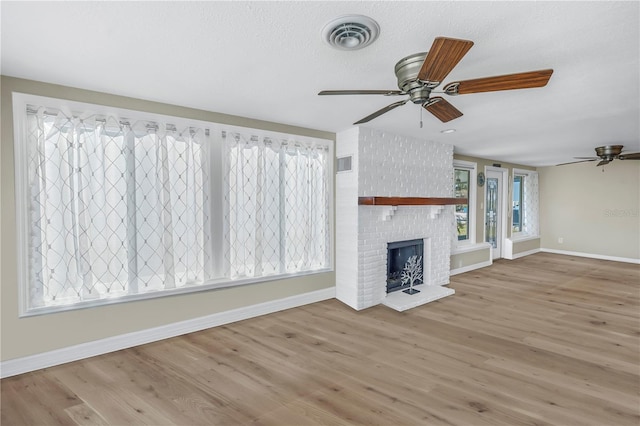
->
<box><xmin>336</xmin><ymin>127</ymin><xmax>454</xmax><ymax>310</ymax></box>
<box><xmin>358</xmin><ymin>128</ymin><xmax>453</xmax><ymax>197</ymax></box>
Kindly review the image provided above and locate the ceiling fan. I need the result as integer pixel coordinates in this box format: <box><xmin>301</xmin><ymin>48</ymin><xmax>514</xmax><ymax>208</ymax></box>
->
<box><xmin>318</xmin><ymin>36</ymin><xmax>553</xmax><ymax>125</ymax></box>
<box><xmin>558</xmin><ymin>145</ymin><xmax>640</xmax><ymax>167</ymax></box>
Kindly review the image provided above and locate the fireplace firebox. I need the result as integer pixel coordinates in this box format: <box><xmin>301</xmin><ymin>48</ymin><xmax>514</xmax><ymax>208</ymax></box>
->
<box><xmin>386</xmin><ymin>239</ymin><xmax>424</xmax><ymax>294</ymax></box>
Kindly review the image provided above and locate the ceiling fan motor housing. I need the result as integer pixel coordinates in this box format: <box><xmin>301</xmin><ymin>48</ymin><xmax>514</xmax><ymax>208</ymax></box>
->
<box><xmin>595</xmin><ymin>145</ymin><xmax>623</xmax><ymax>158</ymax></box>
<box><xmin>394</xmin><ymin>52</ymin><xmax>436</xmax><ymax>104</ymax></box>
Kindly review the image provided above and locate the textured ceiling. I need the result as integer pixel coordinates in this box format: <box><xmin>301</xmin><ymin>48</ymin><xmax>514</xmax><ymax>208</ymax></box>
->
<box><xmin>2</xmin><ymin>1</ymin><xmax>639</xmax><ymax>166</ymax></box>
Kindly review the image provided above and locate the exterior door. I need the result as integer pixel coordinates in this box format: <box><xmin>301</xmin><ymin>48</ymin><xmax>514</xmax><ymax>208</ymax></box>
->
<box><xmin>485</xmin><ymin>169</ymin><xmax>506</xmax><ymax>259</ymax></box>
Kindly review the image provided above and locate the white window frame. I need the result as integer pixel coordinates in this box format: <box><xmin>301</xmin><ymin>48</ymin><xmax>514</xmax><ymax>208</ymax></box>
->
<box><xmin>13</xmin><ymin>93</ymin><xmax>334</xmax><ymax>316</ymax></box>
<box><xmin>453</xmin><ymin>159</ymin><xmax>477</xmax><ymax>246</ymax></box>
<box><xmin>511</xmin><ymin>168</ymin><xmax>538</xmax><ymax>238</ymax></box>
<box><xmin>512</xmin><ymin>174</ymin><xmax>525</xmax><ymax>234</ymax></box>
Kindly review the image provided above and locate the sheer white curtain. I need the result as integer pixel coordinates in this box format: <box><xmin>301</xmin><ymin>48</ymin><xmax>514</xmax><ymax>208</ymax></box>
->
<box><xmin>282</xmin><ymin>141</ymin><xmax>330</xmax><ymax>271</ymax></box>
<box><xmin>523</xmin><ymin>171</ymin><xmax>539</xmax><ymax>236</ymax></box>
<box><xmin>26</xmin><ymin>109</ymin><xmax>211</xmax><ymax>309</ymax></box>
<box><xmin>223</xmin><ymin>131</ymin><xmax>330</xmax><ymax>279</ymax></box>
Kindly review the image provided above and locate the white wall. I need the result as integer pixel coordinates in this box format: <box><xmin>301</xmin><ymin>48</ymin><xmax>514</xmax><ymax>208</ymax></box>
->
<box><xmin>335</xmin><ymin>128</ymin><xmax>360</xmax><ymax>308</ymax></box>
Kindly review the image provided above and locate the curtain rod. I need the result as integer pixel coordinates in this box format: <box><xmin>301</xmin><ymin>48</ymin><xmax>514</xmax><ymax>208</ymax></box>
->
<box><xmin>221</xmin><ymin>131</ymin><xmax>330</xmax><ymax>150</ymax></box>
<box><xmin>26</xmin><ymin>106</ymin><xmax>210</xmax><ymax>136</ymax></box>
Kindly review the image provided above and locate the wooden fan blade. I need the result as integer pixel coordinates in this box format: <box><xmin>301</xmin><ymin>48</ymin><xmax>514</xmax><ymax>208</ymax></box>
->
<box><xmin>417</xmin><ymin>37</ymin><xmax>474</xmax><ymax>83</ymax></box>
<box><xmin>556</xmin><ymin>159</ymin><xmax>597</xmax><ymax>166</ymax></box>
<box><xmin>318</xmin><ymin>90</ymin><xmax>405</xmax><ymax>96</ymax></box>
<box><xmin>424</xmin><ymin>97</ymin><xmax>463</xmax><ymax>123</ymax></box>
<box><xmin>353</xmin><ymin>99</ymin><xmax>409</xmax><ymax>125</ymax></box>
<box><xmin>619</xmin><ymin>152</ymin><xmax>640</xmax><ymax>160</ymax></box>
<box><xmin>445</xmin><ymin>69</ymin><xmax>554</xmax><ymax>95</ymax></box>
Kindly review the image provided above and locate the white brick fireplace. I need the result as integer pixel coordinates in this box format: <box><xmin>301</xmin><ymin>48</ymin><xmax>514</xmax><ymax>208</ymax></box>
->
<box><xmin>335</xmin><ymin>127</ymin><xmax>455</xmax><ymax>311</ymax></box>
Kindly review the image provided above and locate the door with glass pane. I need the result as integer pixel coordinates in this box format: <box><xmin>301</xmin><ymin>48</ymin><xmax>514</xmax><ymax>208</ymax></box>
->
<box><xmin>485</xmin><ymin>170</ymin><xmax>503</xmax><ymax>259</ymax></box>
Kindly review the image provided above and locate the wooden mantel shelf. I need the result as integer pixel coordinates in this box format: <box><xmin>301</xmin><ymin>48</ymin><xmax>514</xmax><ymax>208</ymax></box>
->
<box><xmin>358</xmin><ymin>197</ymin><xmax>466</xmax><ymax>206</ymax></box>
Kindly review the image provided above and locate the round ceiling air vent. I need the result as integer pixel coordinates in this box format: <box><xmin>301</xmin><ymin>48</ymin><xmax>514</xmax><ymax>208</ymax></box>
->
<box><xmin>321</xmin><ymin>15</ymin><xmax>380</xmax><ymax>51</ymax></box>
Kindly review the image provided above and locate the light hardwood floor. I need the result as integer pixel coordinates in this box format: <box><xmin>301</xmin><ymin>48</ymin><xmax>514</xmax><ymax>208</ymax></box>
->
<box><xmin>2</xmin><ymin>253</ymin><xmax>639</xmax><ymax>425</ymax></box>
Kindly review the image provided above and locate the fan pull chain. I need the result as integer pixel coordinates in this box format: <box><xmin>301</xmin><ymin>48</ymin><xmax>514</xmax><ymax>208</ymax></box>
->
<box><xmin>420</xmin><ymin>106</ymin><xmax>423</xmax><ymax>128</ymax></box>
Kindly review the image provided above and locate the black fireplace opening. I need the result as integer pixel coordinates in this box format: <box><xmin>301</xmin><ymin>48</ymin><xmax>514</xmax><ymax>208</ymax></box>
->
<box><xmin>386</xmin><ymin>239</ymin><xmax>424</xmax><ymax>293</ymax></box>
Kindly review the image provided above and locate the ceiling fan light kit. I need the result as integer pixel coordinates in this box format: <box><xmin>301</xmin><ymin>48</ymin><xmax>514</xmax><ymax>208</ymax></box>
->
<box><xmin>321</xmin><ymin>15</ymin><xmax>380</xmax><ymax>51</ymax></box>
<box><xmin>319</xmin><ymin>36</ymin><xmax>554</xmax><ymax>125</ymax></box>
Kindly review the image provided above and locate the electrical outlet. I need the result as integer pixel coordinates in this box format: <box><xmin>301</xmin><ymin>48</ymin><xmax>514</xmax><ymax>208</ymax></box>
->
<box><xmin>558</xmin><ymin>237</ymin><xmax>564</xmax><ymax>244</ymax></box>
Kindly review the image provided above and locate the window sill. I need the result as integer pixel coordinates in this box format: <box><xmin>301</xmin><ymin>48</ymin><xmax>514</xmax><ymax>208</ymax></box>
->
<box><xmin>21</xmin><ymin>267</ymin><xmax>334</xmax><ymax>317</ymax></box>
<box><xmin>508</xmin><ymin>234</ymin><xmax>540</xmax><ymax>242</ymax></box>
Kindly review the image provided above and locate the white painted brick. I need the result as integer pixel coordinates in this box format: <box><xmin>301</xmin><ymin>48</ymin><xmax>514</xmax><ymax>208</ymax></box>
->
<box><xmin>336</xmin><ymin>127</ymin><xmax>454</xmax><ymax>310</ymax></box>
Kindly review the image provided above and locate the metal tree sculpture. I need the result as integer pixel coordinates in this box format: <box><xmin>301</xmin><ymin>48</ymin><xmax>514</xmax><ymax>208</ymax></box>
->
<box><xmin>401</xmin><ymin>255</ymin><xmax>423</xmax><ymax>295</ymax></box>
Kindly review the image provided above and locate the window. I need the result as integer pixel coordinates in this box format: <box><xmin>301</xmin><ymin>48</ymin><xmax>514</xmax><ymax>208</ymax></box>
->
<box><xmin>223</xmin><ymin>131</ymin><xmax>331</xmax><ymax>279</ymax></box>
<box><xmin>512</xmin><ymin>169</ymin><xmax>539</xmax><ymax>236</ymax></box>
<box><xmin>454</xmin><ymin>169</ymin><xmax>470</xmax><ymax>240</ymax></box>
<box><xmin>453</xmin><ymin>160</ymin><xmax>477</xmax><ymax>244</ymax></box>
<box><xmin>13</xmin><ymin>94</ymin><xmax>332</xmax><ymax>315</ymax></box>
<box><xmin>512</xmin><ymin>175</ymin><xmax>524</xmax><ymax>233</ymax></box>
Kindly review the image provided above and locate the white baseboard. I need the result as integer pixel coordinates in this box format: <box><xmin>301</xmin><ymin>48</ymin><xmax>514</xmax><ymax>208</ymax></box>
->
<box><xmin>540</xmin><ymin>248</ymin><xmax>640</xmax><ymax>264</ymax></box>
<box><xmin>0</xmin><ymin>287</ymin><xmax>335</xmax><ymax>379</ymax></box>
<box><xmin>450</xmin><ymin>259</ymin><xmax>493</xmax><ymax>276</ymax></box>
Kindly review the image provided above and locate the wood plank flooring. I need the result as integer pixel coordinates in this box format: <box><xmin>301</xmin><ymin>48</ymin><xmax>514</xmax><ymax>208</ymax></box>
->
<box><xmin>2</xmin><ymin>252</ymin><xmax>639</xmax><ymax>425</ymax></box>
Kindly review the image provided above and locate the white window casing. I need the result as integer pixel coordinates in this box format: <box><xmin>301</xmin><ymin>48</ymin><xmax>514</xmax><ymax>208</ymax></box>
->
<box><xmin>453</xmin><ymin>159</ymin><xmax>477</xmax><ymax>245</ymax></box>
<box><xmin>512</xmin><ymin>168</ymin><xmax>539</xmax><ymax>238</ymax></box>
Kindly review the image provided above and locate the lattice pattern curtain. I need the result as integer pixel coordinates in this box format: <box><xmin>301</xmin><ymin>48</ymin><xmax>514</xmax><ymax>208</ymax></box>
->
<box><xmin>223</xmin><ymin>131</ymin><xmax>330</xmax><ymax>278</ymax></box>
<box><xmin>523</xmin><ymin>171</ymin><xmax>539</xmax><ymax>235</ymax></box>
<box><xmin>26</xmin><ymin>108</ymin><xmax>211</xmax><ymax>309</ymax></box>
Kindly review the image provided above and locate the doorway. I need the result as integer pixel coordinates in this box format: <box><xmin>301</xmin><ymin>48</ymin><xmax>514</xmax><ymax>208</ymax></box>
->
<box><xmin>484</xmin><ymin>167</ymin><xmax>508</xmax><ymax>259</ymax></box>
